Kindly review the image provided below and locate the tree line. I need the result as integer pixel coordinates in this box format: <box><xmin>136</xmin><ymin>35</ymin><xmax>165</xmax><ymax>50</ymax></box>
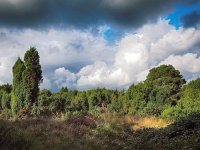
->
<box><xmin>0</xmin><ymin>47</ymin><xmax>200</xmax><ymax>120</ymax></box>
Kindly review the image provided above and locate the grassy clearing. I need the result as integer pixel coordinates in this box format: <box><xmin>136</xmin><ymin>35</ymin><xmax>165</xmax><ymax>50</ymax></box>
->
<box><xmin>0</xmin><ymin>114</ymin><xmax>199</xmax><ymax>150</ymax></box>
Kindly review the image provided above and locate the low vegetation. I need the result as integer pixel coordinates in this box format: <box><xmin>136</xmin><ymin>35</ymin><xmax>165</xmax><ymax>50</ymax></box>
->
<box><xmin>0</xmin><ymin>113</ymin><xmax>199</xmax><ymax>150</ymax></box>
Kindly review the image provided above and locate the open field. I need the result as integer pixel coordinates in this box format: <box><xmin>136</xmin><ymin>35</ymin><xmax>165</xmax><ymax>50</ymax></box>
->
<box><xmin>0</xmin><ymin>113</ymin><xmax>199</xmax><ymax>150</ymax></box>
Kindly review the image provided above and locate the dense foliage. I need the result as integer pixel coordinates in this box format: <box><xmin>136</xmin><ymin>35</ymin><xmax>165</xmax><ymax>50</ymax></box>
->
<box><xmin>11</xmin><ymin>58</ymin><xmax>25</xmax><ymax>114</ymax></box>
<box><xmin>0</xmin><ymin>49</ymin><xmax>199</xmax><ymax>121</ymax></box>
<box><xmin>23</xmin><ymin>47</ymin><xmax>43</xmax><ymax>110</ymax></box>
<box><xmin>162</xmin><ymin>78</ymin><xmax>200</xmax><ymax>119</ymax></box>
<box><xmin>126</xmin><ymin>65</ymin><xmax>186</xmax><ymax>116</ymax></box>
<box><xmin>10</xmin><ymin>48</ymin><xmax>43</xmax><ymax>115</ymax></box>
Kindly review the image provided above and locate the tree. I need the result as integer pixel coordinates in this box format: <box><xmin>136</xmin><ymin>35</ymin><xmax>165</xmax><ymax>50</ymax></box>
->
<box><xmin>0</xmin><ymin>84</ymin><xmax>12</xmax><ymax>111</ymax></box>
<box><xmin>146</xmin><ymin>65</ymin><xmax>186</xmax><ymax>104</ymax></box>
<box><xmin>146</xmin><ymin>65</ymin><xmax>185</xmax><ymax>82</ymax></box>
<box><xmin>144</xmin><ymin>65</ymin><xmax>186</xmax><ymax>115</ymax></box>
<box><xmin>109</xmin><ymin>91</ymin><xmax>124</xmax><ymax>113</ymax></box>
<box><xmin>127</xmin><ymin>65</ymin><xmax>186</xmax><ymax>116</ymax></box>
<box><xmin>71</xmin><ymin>91</ymin><xmax>88</xmax><ymax>112</ymax></box>
<box><xmin>87</xmin><ymin>89</ymin><xmax>112</xmax><ymax>111</ymax></box>
<box><xmin>22</xmin><ymin>47</ymin><xmax>43</xmax><ymax>109</ymax></box>
<box><xmin>49</xmin><ymin>92</ymin><xmax>67</xmax><ymax>113</ymax></box>
<box><xmin>1</xmin><ymin>92</ymin><xmax>11</xmax><ymax>110</ymax></box>
<box><xmin>34</xmin><ymin>89</ymin><xmax>52</xmax><ymax>115</ymax></box>
<box><xmin>0</xmin><ymin>84</ymin><xmax>12</xmax><ymax>93</ymax></box>
<box><xmin>127</xmin><ymin>82</ymin><xmax>151</xmax><ymax>115</ymax></box>
<box><xmin>162</xmin><ymin>78</ymin><xmax>200</xmax><ymax>120</ymax></box>
<box><xmin>87</xmin><ymin>89</ymin><xmax>99</xmax><ymax>110</ymax></box>
<box><xmin>59</xmin><ymin>87</ymin><xmax>68</xmax><ymax>93</ymax></box>
<box><xmin>11</xmin><ymin>58</ymin><xmax>25</xmax><ymax>114</ymax></box>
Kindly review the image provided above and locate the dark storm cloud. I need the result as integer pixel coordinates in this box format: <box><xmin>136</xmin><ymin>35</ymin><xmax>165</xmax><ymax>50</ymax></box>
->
<box><xmin>0</xmin><ymin>0</ymin><xmax>49</xmax><ymax>26</ymax></box>
<box><xmin>0</xmin><ymin>0</ymin><xmax>196</xmax><ymax>28</ymax></box>
<box><xmin>181</xmin><ymin>11</ymin><xmax>200</xmax><ymax>28</ymax></box>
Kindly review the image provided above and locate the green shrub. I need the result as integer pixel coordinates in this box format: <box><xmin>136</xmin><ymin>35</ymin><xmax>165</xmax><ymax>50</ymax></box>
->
<box><xmin>162</xmin><ymin>78</ymin><xmax>200</xmax><ymax>120</ymax></box>
<box><xmin>71</xmin><ymin>91</ymin><xmax>88</xmax><ymax>112</ymax></box>
<box><xmin>88</xmin><ymin>107</ymin><xmax>101</xmax><ymax>117</ymax></box>
<box><xmin>49</xmin><ymin>93</ymin><xmax>68</xmax><ymax>113</ymax></box>
<box><xmin>0</xmin><ymin>91</ymin><xmax>11</xmax><ymax>110</ymax></box>
<box><xmin>35</xmin><ymin>89</ymin><xmax>52</xmax><ymax>115</ymax></box>
<box><xmin>108</xmin><ymin>92</ymin><xmax>124</xmax><ymax>114</ymax></box>
<box><xmin>0</xmin><ymin>109</ymin><xmax>12</xmax><ymax>119</ymax></box>
<box><xmin>87</xmin><ymin>88</ymin><xmax>112</xmax><ymax>110</ymax></box>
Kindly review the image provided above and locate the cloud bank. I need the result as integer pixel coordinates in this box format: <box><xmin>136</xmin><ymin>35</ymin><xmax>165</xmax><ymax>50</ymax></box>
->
<box><xmin>0</xmin><ymin>19</ymin><xmax>200</xmax><ymax>90</ymax></box>
<box><xmin>0</xmin><ymin>27</ymin><xmax>115</xmax><ymax>89</ymax></box>
<box><xmin>52</xmin><ymin>20</ymin><xmax>200</xmax><ymax>90</ymax></box>
<box><xmin>0</xmin><ymin>0</ymin><xmax>195</xmax><ymax>28</ymax></box>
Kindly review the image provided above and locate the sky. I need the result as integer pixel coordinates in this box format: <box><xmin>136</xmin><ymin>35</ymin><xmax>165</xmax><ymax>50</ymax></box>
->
<box><xmin>0</xmin><ymin>0</ymin><xmax>200</xmax><ymax>91</ymax></box>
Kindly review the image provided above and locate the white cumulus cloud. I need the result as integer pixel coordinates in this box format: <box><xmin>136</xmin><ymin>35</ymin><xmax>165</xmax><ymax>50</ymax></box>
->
<box><xmin>160</xmin><ymin>53</ymin><xmax>200</xmax><ymax>74</ymax></box>
<box><xmin>52</xmin><ymin>20</ymin><xmax>200</xmax><ymax>90</ymax></box>
<box><xmin>0</xmin><ymin>27</ymin><xmax>114</xmax><ymax>89</ymax></box>
<box><xmin>0</xmin><ymin>19</ymin><xmax>200</xmax><ymax>90</ymax></box>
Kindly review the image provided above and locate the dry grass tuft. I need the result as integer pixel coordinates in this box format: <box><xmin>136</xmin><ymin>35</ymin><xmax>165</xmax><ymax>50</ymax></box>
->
<box><xmin>131</xmin><ymin>116</ymin><xmax>172</xmax><ymax>129</ymax></box>
<box><xmin>100</xmin><ymin>113</ymin><xmax>172</xmax><ymax>130</ymax></box>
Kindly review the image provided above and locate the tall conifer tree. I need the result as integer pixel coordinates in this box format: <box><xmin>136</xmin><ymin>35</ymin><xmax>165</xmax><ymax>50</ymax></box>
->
<box><xmin>23</xmin><ymin>47</ymin><xmax>43</xmax><ymax>109</ymax></box>
<box><xmin>11</xmin><ymin>58</ymin><xmax>25</xmax><ymax>113</ymax></box>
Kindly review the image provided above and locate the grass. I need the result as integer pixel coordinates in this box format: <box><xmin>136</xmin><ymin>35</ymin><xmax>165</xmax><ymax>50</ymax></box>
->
<box><xmin>100</xmin><ymin>113</ymin><xmax>172</xmax><ymax>129</ymax></box>
<box><xmin>0</xmin><ymin>113</ymin><xmax>199</xmax><ymax>150</ymax></box>
<box><xmin>0</xmin><ymin>120</ymin><xmax>34</xmax><ymax>150</ymax></box>
<box><xmin>131</xmin><ymin>116</ymin><xmax>172</xmax><ymax>129</ymax></box>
